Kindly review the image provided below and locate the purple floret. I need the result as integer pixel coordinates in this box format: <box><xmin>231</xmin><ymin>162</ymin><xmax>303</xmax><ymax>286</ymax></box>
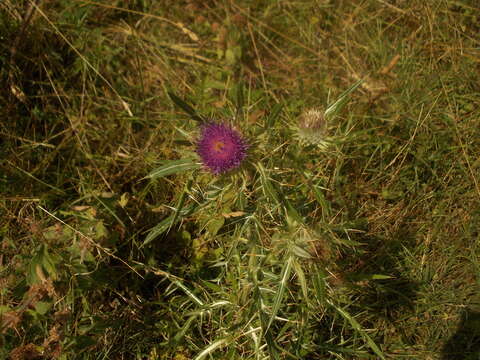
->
<box><xmin>197</xmin><ymin>122</ymin><xmax>248</xmax><ymax>174</ymax></box>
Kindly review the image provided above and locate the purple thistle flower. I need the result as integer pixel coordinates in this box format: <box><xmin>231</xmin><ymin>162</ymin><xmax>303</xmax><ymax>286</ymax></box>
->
<box><xmin>197</xmin><ymin>122</ymin><xmax>248</xmax><ymax>174</ymax></box>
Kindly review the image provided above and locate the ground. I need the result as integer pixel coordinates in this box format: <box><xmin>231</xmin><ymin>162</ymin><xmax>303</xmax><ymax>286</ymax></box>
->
<box><xmin>1</xmin><ymin>0</ymin><xmax>479</xmax><ymax>359</ymax></box>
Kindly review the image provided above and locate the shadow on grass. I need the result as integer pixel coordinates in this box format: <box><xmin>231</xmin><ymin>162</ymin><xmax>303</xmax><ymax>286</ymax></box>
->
<box><xmin>350</xmin><ymin>275</ymin><xmax>420</xmax><ymax>322</ymax></box>
<box><xmin>441</xmin><ymin>309</ymin><xmax>480</xmax><ymax>360</ymax></box>
<box><xmin>307</xmin><ymin>228</ymin><xmax>423</xmax><ymax>358</ymax></box>
<box><xmin>339</xmin><ymin>229</ymin><xmax>421</xmax><ymax>324</ymax></box>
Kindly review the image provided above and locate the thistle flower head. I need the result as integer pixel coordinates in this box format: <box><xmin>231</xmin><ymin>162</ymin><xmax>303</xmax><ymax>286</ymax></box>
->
<box><xmin>197</xmin><ymin>122</ymin><xmax>248</xmax><ymax>174</ymax></box>
<box><xmin>297</xmin><ymin>108</ymin><xmax>326</xmax><ymax>144</ymax></box>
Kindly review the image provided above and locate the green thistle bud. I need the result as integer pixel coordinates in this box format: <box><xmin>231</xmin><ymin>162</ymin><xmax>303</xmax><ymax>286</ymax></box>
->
<box><xmin>296</xmin><ymin>80</ymin><xmax>363</xmax><ymax>147</ymax></box>
<box><xmin>297</xmin><ymin>108</ymin><xmax>327</xmax><ymax>145</ymax></box>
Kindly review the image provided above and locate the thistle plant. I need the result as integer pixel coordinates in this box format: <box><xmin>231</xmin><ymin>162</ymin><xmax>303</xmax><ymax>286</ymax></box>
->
<box><xmin>141</xmin><ymin>84</ymin><xmax>387</xmax><ymax>360</ymax></box>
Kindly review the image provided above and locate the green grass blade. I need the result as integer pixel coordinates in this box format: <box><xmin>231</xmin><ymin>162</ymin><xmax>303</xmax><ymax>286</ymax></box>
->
<box><xmin>168</xmin><ymin>91</ymin><xmax>205</xmax><ymax>122</ymax></box>
<box><xmin>256</xmin><ymin>163</ymin><xmax>302</xmax><ymax>224</ymax></box>
<box><xmin>235</xmin><ymin>81</ymin><xmax>244</xmax><ymax>118</ymax></box>
<box><xmin>93</xmin><ymin>194</ymin><xmax>126</xmax><ymax>228</ymax></box>
<box><xmin>266</xmin><ymin>103</ymin><xmax>283</xmax><ymax>128</ymax></box>
<box><xmin>283</xmin><ymin>199</ymin><xmax>303</xmax><ymax>226</ymax></box>
<box><xmin>327</xmin><ymin>299</ymin><xmax>385</xmax><ymax>360</ymax></box>
<box><xmin>7</xmin><ymin>160</ymin><xmax>66</xmax><ymax>195</ymax></box>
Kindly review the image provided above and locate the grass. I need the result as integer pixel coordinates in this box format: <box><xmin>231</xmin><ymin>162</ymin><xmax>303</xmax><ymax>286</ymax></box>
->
<box><xmin>1</xmin><ymin>0</ymin><xmax>479</xmax><ymax>359</ymax></box>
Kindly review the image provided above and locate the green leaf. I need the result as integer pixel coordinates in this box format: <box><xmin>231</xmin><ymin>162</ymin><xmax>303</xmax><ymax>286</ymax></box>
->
<box><xmin>94</xmin><ymin>194</ymin><xmax>126</xmax><ymax>228</ymax></box>
<box><xmin>39</xmin><ymin>245</ymin><xmax>57</xmax><ymax>279</ymax></box>
<box><xmin>256</xmin><ymin>163</ymin><xmax>280</xmax><ymax>205</ymax></box>
<box><xmin>291</xmin><ymin>244</ymin><xmax>311</xmax><ymax>259</ymax></box>
<box><xmin>284</xmin><ymin>200</ymin><xmax>303</xmax><ymax>226</ymax></box>
<box><xmin>168</xmin><ymin>91</ymin><xmax>205</xmax><ymax>122</ymax></box>
<box><xmin>34</xmin><ymin>301</ymin><xmax>52</xmax><ymax>315</ymax></box>
<box><xmin>194</xmin><ymin>338</ymin><xmax>231</xmax><ymax>360</ymax></box>
<box><xmin>143</xmin><ymin>185</ymin><xmax>203</xmax><ymax>247</ymax></box>
<box><xmin>94</xmin><ymin>220</ymin><xmax>108</xmax><ymax>239</ymax></box>
<box><xmin>292</xmin><ymin>260</ymin><xmax>308</xmax><ymax>300</ymax></box>
<box><xmin>172</xmin><ymin>280</ymin><xmax>204</xmax><ymax>306</ymax></box>
<box><xmin>206</xmin><ymin>217</ymin><xmax>225</xmax><ymax>237</ymax></box>
<box><xmin>266</xmin><ymin>256</ymin><xmax>293</xmax><ymax>333</ymax></box>
<box><xmin>225</xmin><ymin>48</ymin><xmax>236</xmax><ymax>64</ymax></box>
<box><xmin>71</xmin><ymin>335</ymin><xmax>97</xmax><ymax>351</ymax></box>
<box><xmin>349</xmin><ymin>273</ymin><xmax>394</xmax><ymax>281</ymax></box>
<box><xmin>312</xmin><ymin>268</ymin><xmax>327</xmax><ymax>304</ymax></box>
<box><xmin>381</xmin><ymin>188</ymin><xmax>403</xmax><ymax>200</ymax></box>
<box><xmin>204</xmin><ymin>79</ymin><xmax>228</xmax><ymax>90</ymax></box>
<box><xmin>27</xmin><ymin>244</ymin><xmax>57</xmax><ymax>285</ymax></box>
<box><xmin>309</xmin><ymin>180</ymin><xmax>331</xmax><ymax>218</ymax></box>
<box><xmin>142</xmin><ymin>215</ymin><xmax>174</xmax><ymax>247</ymax></box>
<box><xmin>324</xmin><ymin>79</ymin><xmax>362</xmax><ymax>119</ymax></box>
<box><xmin>173</xmin><ymin>315</ymin><xmax>197</xmax><ymax>344</ymax></box>
<box><xmin>256</xmin><ymin>163</ymin><xmax>303</xmax><ymax>224</ymax></box>
<box><xmin>168</xmin><ymin>179</ymin><xmax>192</xmax><ymax>234</ymax></box>
<box><xmin>145</xmin><ymin>158</ymin><xmax>201</xmax><ymax>179</ymax></box>
<box><xmin>370</xmin><ymin>274</ymin><xmax>394</xmax><ymax>280</ymax></box>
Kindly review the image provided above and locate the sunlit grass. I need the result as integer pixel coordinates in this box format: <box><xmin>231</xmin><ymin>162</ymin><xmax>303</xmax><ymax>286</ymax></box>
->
<box><xmin>1</xmin><ymin>0</ymin><xmax>479</xmax><ymax>359</ymax></box>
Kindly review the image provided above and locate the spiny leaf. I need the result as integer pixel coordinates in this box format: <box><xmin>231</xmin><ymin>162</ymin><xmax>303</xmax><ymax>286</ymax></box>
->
<box><xmin>173</xmin><ymin>315</ymin><xmax>196</xmax><ymax>344</ymax></box>
<box><xmin>172</xmin><ymin>280</ymin><xmax>204</xmax><ymax>306</ymax></box>
<box><xmin>145</xmin><ymin>158</ymin><xmax>201</xmax><ymax>179</ymax></box>
<box><xmin>256</xmin><ymin>163</ymin><xmax>280</xmax><ymax>205</ymax></box>
<box><xmin>312</xmin><ymin>268</ymin><xmax>327</xmax><ymax>304</ymax></box>
<box><xmin>194</xmin><ymin>338</ymin><xmax>231</xmax><ymax>360</ymax></box>
<box><xmin>142</xmin><ymin>215</ymin><xmax>174</xmax><ymax>247</ymax></box>
<box><xmin>142</xmin><ymin>205</ymin><xmax>196</xmax><ymax>247</ymax></box>
<box><xmin>324</xmin><ymin>79</ymin><xmax>363</xmax><ymax>119</ymax></box>
<box><xmin>168</xmin><ymin>179</ymin><xmax>192</xmax><ymax>234</ymax></box>
<box><xmin>265</xmin><ymin>256</ymin><xmax>293</xmax><ymax>333</ymax></box>
<box><xmin>292</xmin><ymin>260</ymin><xmax>308</xmax><ymax>300</ymax></box>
